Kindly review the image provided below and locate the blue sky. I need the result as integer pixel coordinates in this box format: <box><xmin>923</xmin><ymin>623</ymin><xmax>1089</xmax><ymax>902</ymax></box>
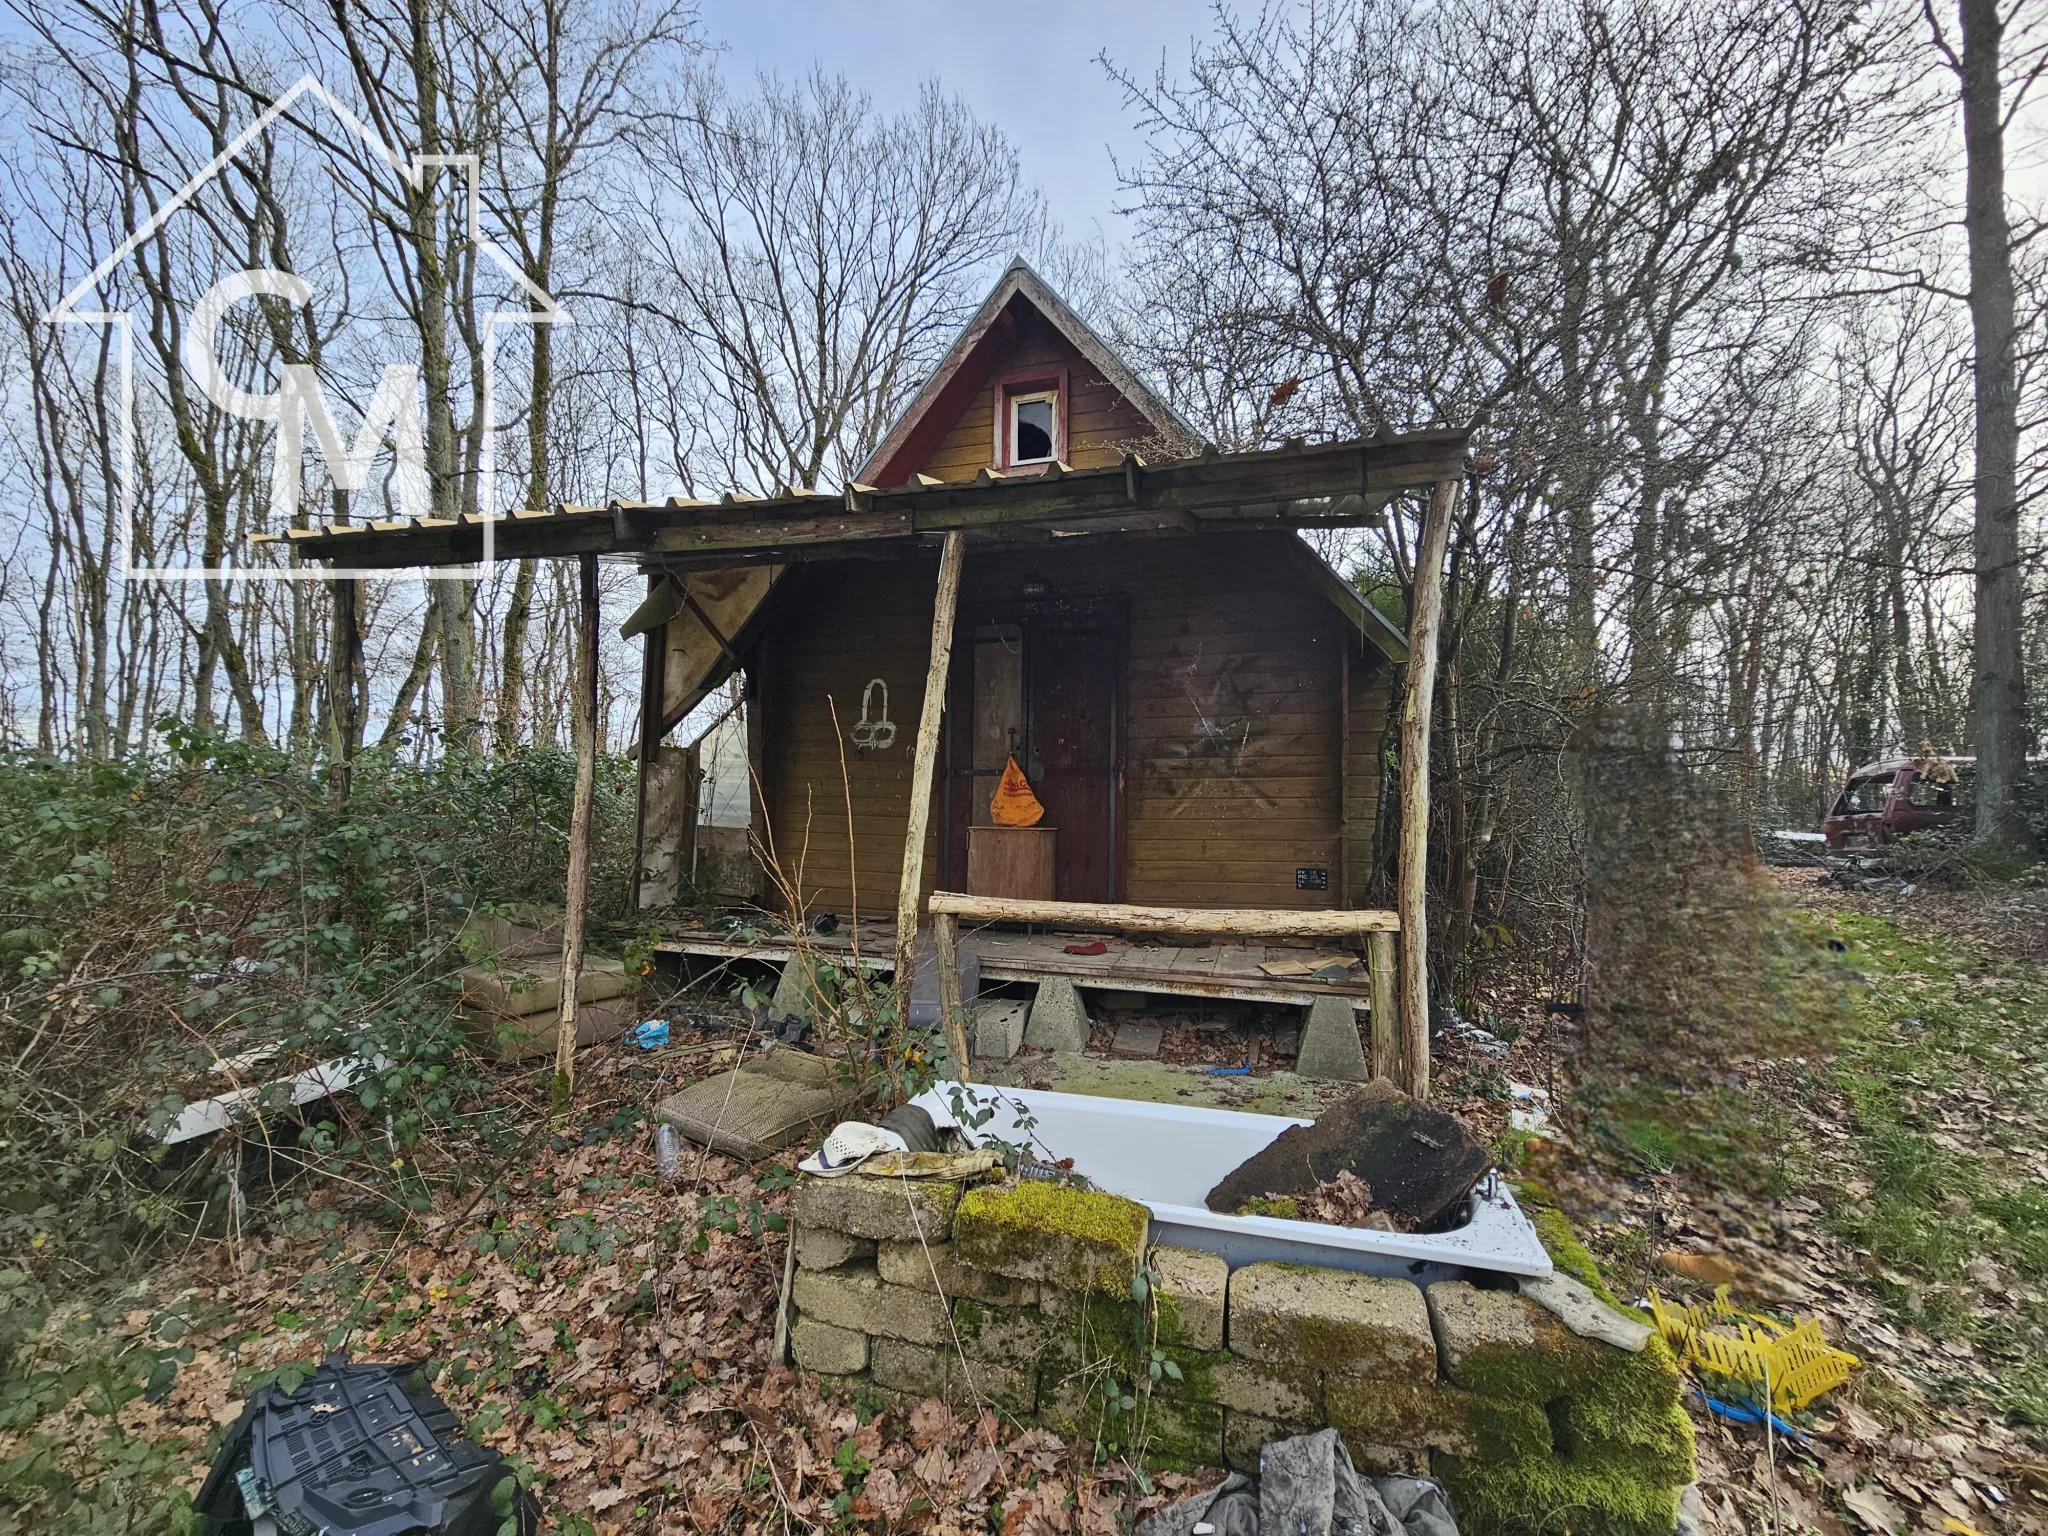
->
<box><xmin>697</xmin><ymin>0</ymin><xmax>1220</xmax><ymax>252</ymax></box>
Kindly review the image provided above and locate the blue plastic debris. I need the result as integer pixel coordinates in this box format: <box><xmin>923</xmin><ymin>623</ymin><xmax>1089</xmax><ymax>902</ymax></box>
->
<box><xmin>630</xmin><ymin>1018</ymin><xmax>669</xmax><ymax>1049</ymax></box>
<box><xmin>1694</xmin><ymin>1386</ymin><xmax>1808</xmax><ymax>1440</ymax></box>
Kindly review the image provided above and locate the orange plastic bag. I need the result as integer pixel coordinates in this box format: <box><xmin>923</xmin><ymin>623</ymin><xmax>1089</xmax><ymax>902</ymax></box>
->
<box><xmin>989</xmin><ymin>756</ymin><xmax>1045</xmax><ymax>827</ymax></box>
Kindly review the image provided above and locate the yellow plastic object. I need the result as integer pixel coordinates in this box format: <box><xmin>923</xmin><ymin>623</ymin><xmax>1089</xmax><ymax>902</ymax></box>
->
<box><xmin>1649</xmin><ymin>1286</ymin><xmax>1860</xmax><ymax>1412</ymax></box>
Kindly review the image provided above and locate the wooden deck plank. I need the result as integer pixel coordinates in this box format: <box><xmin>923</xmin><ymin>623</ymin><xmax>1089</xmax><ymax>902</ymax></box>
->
<box><xmin>651</xmin><ymin>924</ymin><xmax>1371</xmax><ymax>1010</ymax></box>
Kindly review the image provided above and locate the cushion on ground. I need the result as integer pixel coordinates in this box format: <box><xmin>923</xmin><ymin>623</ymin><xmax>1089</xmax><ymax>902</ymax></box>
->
<box><xmin>656</xmin><ymin>1050</ymin><xmax>867</xmax><ymax>1161</ymax></box>
<box><xmin>457</xmin><ymin>955</ymin><xmax>632</xmax><ymax>1016</ymax></box>
<box><xmin>458</xmin><ymin>904</ymin><xmax>567</xmax><ymax>962</ymax></box>
<box><xmin>462</xmin><ymin>992</ymin><xmax>635</xmax><ymax>1062</ymax></box>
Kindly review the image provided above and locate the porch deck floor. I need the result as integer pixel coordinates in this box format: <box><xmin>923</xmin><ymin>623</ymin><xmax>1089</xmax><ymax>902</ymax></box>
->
<box><xmin>654</xmin><ymin>916</ymin><xmax>1371</xmax><ymax>1011</ymax></box>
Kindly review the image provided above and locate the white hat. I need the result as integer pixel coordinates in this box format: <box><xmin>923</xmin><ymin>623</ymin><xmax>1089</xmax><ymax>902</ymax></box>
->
<box><xmin>798</xmin><ymin>1121</ymin><xmax>909</xmax><ymax>1178</ymax></box>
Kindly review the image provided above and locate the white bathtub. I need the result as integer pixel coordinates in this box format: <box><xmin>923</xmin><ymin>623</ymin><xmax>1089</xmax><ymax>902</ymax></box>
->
<box><xmin>910</xmin><ymin>1082</ymin><xmax>1553</xmax><ymax>1284</ymax></box>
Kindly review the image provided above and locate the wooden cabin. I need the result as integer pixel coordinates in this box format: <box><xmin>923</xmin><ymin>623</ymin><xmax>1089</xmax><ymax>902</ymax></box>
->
<box><xmin>280</xmin><ymin>258</ymin><xmax>1470</xmax><ymax>1087</ymax></box>
<box><xmin>663</xmin><ymin>262</ymin><xmax>1413</xmax><ymax>919</ymax></box>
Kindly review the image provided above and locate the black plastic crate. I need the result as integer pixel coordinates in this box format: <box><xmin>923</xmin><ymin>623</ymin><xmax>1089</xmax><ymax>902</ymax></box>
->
<box><xmin>197</xmin><ymin>1358</ymin><xmax>533</xmax><ymax>1536</ymax></box>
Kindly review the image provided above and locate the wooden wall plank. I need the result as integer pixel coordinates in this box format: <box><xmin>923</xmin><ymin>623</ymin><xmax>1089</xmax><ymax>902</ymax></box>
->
<box><xmin>752</xmin><ymin>531</ymin><xmax>1395</xmax><ymax>917</ymax></box>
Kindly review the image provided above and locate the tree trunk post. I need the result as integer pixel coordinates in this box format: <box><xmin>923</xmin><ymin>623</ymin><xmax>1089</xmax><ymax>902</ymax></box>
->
<box><xmin>1398</xmin><ymin>478</ymin><xmax>1459</xmax><ymax>1099</ymax></box>
<box><xmin>553</xmin><ymin>551</ymin><xmax>601</xmax><ymax>1104</ymax></box>
<box><xmin>894</xmin><ymin>531</ymin><xmax>966</xmax><ymax>999</ymax></box>
<box><xmin>631</xmin><ymin>571</ymin><xmax>668</xmax><ymax>911</ymax></box>
<box><xmin>1368</xmin><ymin>928</ymin><xmax>1398</xmax><ymax>1082</ymax></box>
<box><xmin>933</xmin><ymin>911</ymin><xmax>973</xmax><ymax>1083</ymax></box>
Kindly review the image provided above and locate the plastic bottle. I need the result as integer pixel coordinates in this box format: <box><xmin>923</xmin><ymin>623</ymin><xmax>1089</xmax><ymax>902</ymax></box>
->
<box><xmin>655</xmin><ymin>1123</ymin><xmax>681</xmax><ymax>1182</ymax></box>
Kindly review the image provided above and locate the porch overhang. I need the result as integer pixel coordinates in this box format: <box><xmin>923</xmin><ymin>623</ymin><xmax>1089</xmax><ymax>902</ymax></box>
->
<box><xmin>265</xmin><ymin>428</ymin><xmax>1472</xmax><ymax>573</ymax></box>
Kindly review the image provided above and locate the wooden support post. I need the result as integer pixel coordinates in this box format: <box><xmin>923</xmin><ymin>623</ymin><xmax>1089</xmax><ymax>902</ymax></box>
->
<box><xmin>1368</xmin><ymin>928</ymin><xmax>1398</xmax><ymax>1081</ymax></box>
<box><xmin>325</xmin><ymin>487</ymin><xmax>360</xmax><ymax>801</ymax></box>
<box><xmin>553</xmin><ymin>551</ymin><xmax>601</xmax><ymax>1101</ymax></box>
<box><xmin>1397</xmin><ymin>477</ymin><xmax>1459</xmax><ymax>1099</ymax></box>
<box><xmin>933</xmin><ymin>911</ymin><xmax>973</xmax><ymax>1083</ymax></box>
<box><xmin>894</xmin><ymin>531</ymin><xmax>966</xmax><ymax>994</ymax></box>
<box><xmin>631</xmin><ymin>572</ymin><xmax>668</xmax><ymax>911</ymax></box>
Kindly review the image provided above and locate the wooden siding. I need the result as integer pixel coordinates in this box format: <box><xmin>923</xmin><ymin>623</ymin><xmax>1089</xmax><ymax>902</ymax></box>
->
<box><xmin>753</xmin><ymin>532</ymin><xmax>1393</xmax><ymax>917</ymax></box>
<box><xmin>917</xmin><ymin>301</ymin><xmax>1158</xmax><ymax>482</ymax></box>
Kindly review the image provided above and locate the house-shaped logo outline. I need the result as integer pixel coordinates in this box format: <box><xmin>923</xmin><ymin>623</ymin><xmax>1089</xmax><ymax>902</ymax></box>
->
<box><xmin>44</xmin><ymin>72</ymin><xmax>568</xmax><ymax>582</ymax></box>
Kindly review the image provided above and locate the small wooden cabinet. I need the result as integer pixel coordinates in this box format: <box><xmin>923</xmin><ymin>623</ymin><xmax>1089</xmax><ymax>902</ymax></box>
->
<box><xmin>967</xmin><ymin>826</ymin><xmax>1057</xmax><ymax>900</ymax></box>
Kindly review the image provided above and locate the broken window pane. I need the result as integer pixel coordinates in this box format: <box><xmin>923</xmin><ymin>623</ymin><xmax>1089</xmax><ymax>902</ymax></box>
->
<box><xmin>1013</xmin><ymin>395</ymin><xmax>1055</xmax><ymax>461</ymax></box>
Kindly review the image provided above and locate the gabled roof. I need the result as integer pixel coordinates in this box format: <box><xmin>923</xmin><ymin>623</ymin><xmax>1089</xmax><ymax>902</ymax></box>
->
<box><xmin>854</xmin><ymin>258</ymin><xmax>1197</xmax><ymax>487</ymax></box>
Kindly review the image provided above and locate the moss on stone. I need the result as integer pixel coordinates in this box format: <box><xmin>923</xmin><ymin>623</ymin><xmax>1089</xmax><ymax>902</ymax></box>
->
<box><xmin>1434</xmin><ymin>1452</ymin><xmax>1685</xmax><ymax>1536</ymax></box>
<box><xmin>1526</xmin><ymin>1203</ymin><xmax>1622</xmax><ymax>1308</ymax></box>
<box><xmin>954</xmin><ymin>1179</ymin><xmax>1149</xmax><ymax>1293</ymax></box>
<box><xmin>1327</xmin><ymin>1377</ymin><xmax>1548</xmax><ymax>1462</ymax></box>
<box><xmin>1235</xmin><ymin>1195</ymin><xmax>1302</xmax><ymax>1219</ymax></box>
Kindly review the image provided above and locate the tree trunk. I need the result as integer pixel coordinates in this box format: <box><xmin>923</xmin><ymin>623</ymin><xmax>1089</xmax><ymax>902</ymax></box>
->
<box><xmin>1958</xmin><ymin>0</ymin><xmax>2033</xmax><ymax>853</ymax></box>
<box><xmin>1398</xmin><ymin>479</ymin><xmax>1459</xmax><ymax>1100</ymax></box>
<box><xmin>553</xmin><ymin>552</ymin><xmax>601</xmax><ymax>1101</ymax></box>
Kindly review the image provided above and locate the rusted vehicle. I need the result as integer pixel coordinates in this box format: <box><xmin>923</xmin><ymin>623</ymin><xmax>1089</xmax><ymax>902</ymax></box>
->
<box><xmin>1823</xmin><ymin>757</ymin><xmax>1972</xmax><ymax>852</ymax></box>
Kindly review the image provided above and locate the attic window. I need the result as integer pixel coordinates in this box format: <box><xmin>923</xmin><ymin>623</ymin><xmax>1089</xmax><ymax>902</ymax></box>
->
<box><xmin>1010</xmin><ymin>391</ymin><xmax>1057</xmax><ymax>464</ymax></box>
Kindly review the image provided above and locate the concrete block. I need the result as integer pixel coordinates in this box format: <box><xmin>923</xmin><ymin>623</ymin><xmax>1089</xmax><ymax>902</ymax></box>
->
<box><xmin>1150</xmin><ymin>1245</ymin><xmax>1228</xmax><ymax>1352</ymax></box>
<box><xmin>971</xmin><ymin>998</ymin><xmax>1030</xmax><ymax>1062</ymax></box>
<box><xmin>953</xmin><ymin>1179</ymin><xmax>1149</xmax><ymax>1293</ymax></box>
<box><xmin>794</xmin><ymin>1225</ymin><xmax>874</xmax><ymax>1271</ymax></box>
<box><xmin>1024</xmin><ymin>976</ymin><xmax>1090</xmax><ymax>1052</ymax></box>
<box><xmin>793</xmin><ymin>1172</ymin><xmax>962</xmax><ymax>1242</ymax></box>
<box><xmin>1425</xmin><ymin>1281</ymin><xmax>1535</xmax><ymax>1384</ymax></box>
<box><xmin>1042</xmin><ymin>1379</ymin><xmax>1223</xmax><ymax>1470</ymax></box>
<box><xmin>769</xmin><ymin>955</ymin><xmax>826</xmax><ymax>1022</ymax></box>
<box><xmin>790</xmin><ymin>1316</ymin><xmax>869</xmax><ymax>1376</ymax></box>
<box><xmin>792</xmin><ymin>1261</ymin><xmax>950</xmax><ymax>1345</ymax></box>
<box><xmin>1224</xmin><ymin>1411</ymin><xmax>1316</xmax><ymax>1476</ymax></box>
<box><xmin>1209</xmin><ymin>1356</ymin><xmax>1322</xmax><ymax>1421</ymax></box>
<box><xmin>1324</xmin><ymin>1375</ymin><xmax>1544</xmax><ymax>1460</ymax></box>
<box><xmin>950</xmin><ymin>1299</ymin><xmax>1072</xmax><ymax>1370</ymax></box>
<box><xmin>868</xmin><ymin>1337</ymin><xmax>1036</xmax><ymax>1413</ymax></box>
<box><xmin>877</xmin><ymin>1238</ymin><xmax>1038</xmax><ymax>1305</ymax></box>
<box><xmin>1295</xmin><ymin>995</ymin><xmax>1369</xmax><ymax>1082</ymax></box>
<box><xmin>1228</xmin><ymin>1264</ymin><xmax>1435</xmax><ymax>1380</ymax></box>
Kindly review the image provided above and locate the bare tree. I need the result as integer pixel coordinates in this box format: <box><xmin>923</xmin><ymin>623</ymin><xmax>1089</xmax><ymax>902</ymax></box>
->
<box><xmin>629</xmin><ymin>70</ymin><xmax>1044</xmax><ymax>493</ymax></box>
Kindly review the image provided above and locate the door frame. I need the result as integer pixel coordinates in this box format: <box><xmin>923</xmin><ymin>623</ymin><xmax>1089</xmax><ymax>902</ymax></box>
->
<box><xmin>941</xmin><ymin>595</ymin><xmax>1128</xmax><ymax>900</ymax></box>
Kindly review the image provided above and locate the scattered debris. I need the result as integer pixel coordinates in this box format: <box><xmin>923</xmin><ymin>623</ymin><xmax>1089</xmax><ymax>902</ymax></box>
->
<box><xmin>1203</xmin><ymin>1080</ymin><xmax>1491</xmax><ymax>1229</ymax></box>
<box><xmin>1649</xmin><ymin>1286</ymin><xmax>1859</xmax><ymax>1411</ymax></box>
<box><xmin>1110</xmin><ymin>1021</ymin><xmax>1165</xmax><ymax>1057</ymax></box>
<box><xmin>656</xmin><ymin>1045</ymin><xmax>866</xmax><ymax>1160</ymax></box>
<box><xmin>1517</xmin><ymin>1270</ymin><xmax>1651</xmax><ymax>1351</ymax></box>
<box><xmin>1656</xmin><ymin>1249</ymin><xmax>1746</xmax><ymax>1288</ymax></box>
<box><xmin>1137</xmin><ymin>1429</ymin><xmax>1456</xmax><ymax>1536</ymax></box>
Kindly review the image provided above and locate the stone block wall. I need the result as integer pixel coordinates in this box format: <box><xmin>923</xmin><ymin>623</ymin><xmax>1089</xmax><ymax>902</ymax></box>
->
<box><xmin>787</xmin><ymin>1173</ymin><xmax>1693</xmax><ymax>1536</ymax></box>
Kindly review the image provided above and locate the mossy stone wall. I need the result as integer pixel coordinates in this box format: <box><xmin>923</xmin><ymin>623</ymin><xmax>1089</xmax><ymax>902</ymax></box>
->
<box><xmin>786</xmin><ymin>1172</ymin><xmax>1693</xmax><ymax>1534</ymax></box>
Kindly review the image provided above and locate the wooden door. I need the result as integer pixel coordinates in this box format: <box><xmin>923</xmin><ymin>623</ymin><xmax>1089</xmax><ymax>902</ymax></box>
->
<box><xmin>1025</xmin><ymin>612</ymin><xmax>1124</xmax><ymax>901</ymax></box>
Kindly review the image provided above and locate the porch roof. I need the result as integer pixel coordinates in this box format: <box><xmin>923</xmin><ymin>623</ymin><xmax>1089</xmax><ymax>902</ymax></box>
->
<box><xmin>267</xmin><ymin>427</ymin><xmax>1472</xmax><ymax>573</ymax></box>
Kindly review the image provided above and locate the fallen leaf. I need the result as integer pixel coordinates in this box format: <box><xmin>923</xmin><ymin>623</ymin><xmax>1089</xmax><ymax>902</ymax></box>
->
<box><xmin>1844</xmin><ymin>1484</ymin><xmax>1906</xmax><ymax>1535</ymax></box>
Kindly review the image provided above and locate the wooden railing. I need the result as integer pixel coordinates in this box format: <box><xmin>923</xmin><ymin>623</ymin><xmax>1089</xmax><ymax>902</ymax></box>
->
<box><xmin>924</xmin><ymin>891</ymin><xmax>1399</xmax><ymax>1083</ymax></box>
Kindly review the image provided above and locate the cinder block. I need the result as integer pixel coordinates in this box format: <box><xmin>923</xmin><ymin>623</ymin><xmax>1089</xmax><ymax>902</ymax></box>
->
<box><xmin>1024</xmin><ymin>977</ymin><xmax>1090</xmax><ymax>1052</ymax></box>
<box><xmin>972</xmin><ymin>998</ymin><xmax>1030</xmax><ymax>1061</ymax></box>
<box><xmin>1149</xmin><ymin>1245</ymin><xmax>1228</xmax><ymax>1352</ymax></box>
<box><xmin>869</xmin><ymin>1337</ymin><xmax>1036</xmax><ymax>1413</ymax></box>
<box><xmin>877</xmin><ymin>1238</ymin><xmax>1038</xmax><ymax>1305</ymax></box>
<box><xmin>953</xmin><ymin>1179</ymin><xmax>1149</xmax><ymax>1293</ymax></box>
<box><xmin>1041</xmin><ymin>1378</ymin><xmax>1223</xmax><ymax>1469</ymax></box>
<box><xmin>1426</xmin><ymin>1281</ymin><xmax>1535</xmax><ymax>1382</ymax></box>
<box><xmin>790</xmin><ymin>1316</ymin><xmax>869</xmax><ymax>1375</ymax></box>
<box><xmin>793</xmin><ymin>1172</ymin><xmax>962</xmax><ymax>1242</ymax></box>
<box><xmin>1295</xmin><ymin>995</ymin><xmax>1370</xmax><ymax>1082</ymax></box>
<box><xmin>792</xmin><ymin>1262</ymin><xmax>950</xmax><ymax>1345</ymax></box>
<box><xmin>950</xmin><ymin>1298</ymin><xmax>1073</xmax><ymax>1370</ymax></box>
<box><xmin>1209</xmin><ymin>1356</ymin><xmax>1322</xmax><ymax>1421</ymax></box>
<box><xmin>794</xmin><ymin>1225</ymin><xmax>875</xmax><ymax>1271</ymax></box>
<box><xmin>1228</xmin><ymin>1264</ymin><xmax>1435</xmax><ymax>1380</ymax></box>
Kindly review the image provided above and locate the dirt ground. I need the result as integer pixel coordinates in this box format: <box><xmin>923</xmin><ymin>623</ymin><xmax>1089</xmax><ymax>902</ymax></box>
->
<box><xmin>6</xmin><ymin>870</ymin><xmax>2048</xmax><ymax>1536</ymax></box>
